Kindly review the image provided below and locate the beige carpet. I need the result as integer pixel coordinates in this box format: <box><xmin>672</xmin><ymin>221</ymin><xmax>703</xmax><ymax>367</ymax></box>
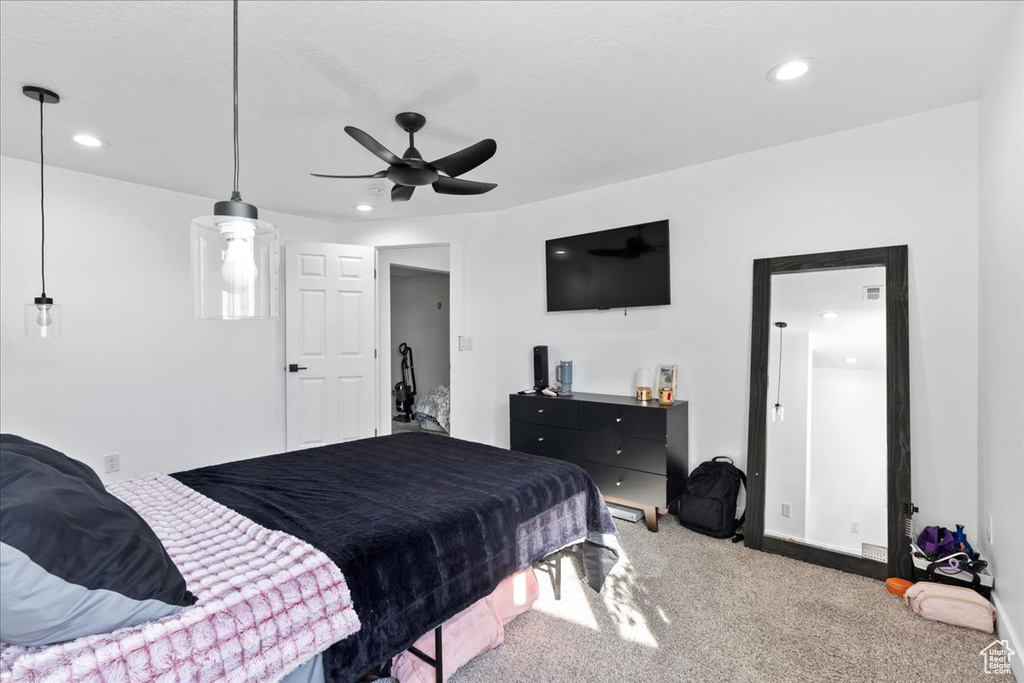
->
<box><xmin>422</xmin><ymin>515</ymin><xmax>1009</xmax><ymax>682</ymax></box>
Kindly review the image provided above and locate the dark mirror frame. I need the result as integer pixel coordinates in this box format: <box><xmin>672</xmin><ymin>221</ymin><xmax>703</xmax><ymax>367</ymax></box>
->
<box><xmin>744</xmin><ymin>245</ymin><xmax>912</xmax><ymax>580</ymax></box>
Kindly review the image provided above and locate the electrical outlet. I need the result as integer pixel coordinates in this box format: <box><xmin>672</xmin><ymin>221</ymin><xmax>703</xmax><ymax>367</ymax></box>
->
<box><xmin>781</xmin><ymin>502</ymin><xmax>791</xmax><ymax>518</ymax></box>
<box><xmin>850</xmin><ymin>521</ymin><xmax>859</xmax><ymax>534</ymax></box>
<box><xmin>987</xmin><ymin>511</ymin><xmax>994</xmax><ymax>546</ymax></box>
<box><xmin>458</xmin><ymin>335</ymin><xmax>473</xmax><ymax>351</ymax></box>
<box><xmin>104</xmin><ymin>453</ymin><xmax>120</xmax><ymax>474</ymax></box>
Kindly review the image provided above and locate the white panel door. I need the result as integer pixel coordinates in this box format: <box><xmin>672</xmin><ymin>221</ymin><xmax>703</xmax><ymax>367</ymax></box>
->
<box><xmin>286</xmin><ymin>242</ymin><xmax>376</xmax><ymax>450</ymax></box>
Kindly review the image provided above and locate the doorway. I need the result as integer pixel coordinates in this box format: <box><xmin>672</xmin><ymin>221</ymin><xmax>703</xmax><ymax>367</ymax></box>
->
<box><xmin>376</xmin><ymin>245</ymin><xmax>452</xmax><ymax>436</ymax></box>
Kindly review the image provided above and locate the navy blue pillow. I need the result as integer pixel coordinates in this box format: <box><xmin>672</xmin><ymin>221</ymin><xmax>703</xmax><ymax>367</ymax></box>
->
<box><xmin>0</xmin><ymin>436</ymin><xmax>195</xmax><ymax>645</ymax></box>
<box><xmin>0</xmin><ymin>433</ymin><xmax>104</xmax><ymax>490</ymax></box>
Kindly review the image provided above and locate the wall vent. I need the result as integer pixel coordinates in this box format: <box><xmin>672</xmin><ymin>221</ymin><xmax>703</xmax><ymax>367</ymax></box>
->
<box><xmin>862</xmin><ymin>543</ymin><xmax>887</xmax><ymax>562</ymax></box>
<box><xmin>863</xmin><ymin>285</ymin><xmax>883</xmax><ymax>301</ymax></box>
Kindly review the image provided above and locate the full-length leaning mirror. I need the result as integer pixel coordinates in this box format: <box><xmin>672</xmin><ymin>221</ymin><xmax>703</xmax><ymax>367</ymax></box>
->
<box><xmin>744</xmin><ymin>246</ymin><xmax>913</xmax><ymax>580</ymax></box>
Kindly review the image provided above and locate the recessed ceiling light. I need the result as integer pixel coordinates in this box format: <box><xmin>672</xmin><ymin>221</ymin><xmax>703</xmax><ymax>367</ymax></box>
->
<box><xmin>843</xmin><ymin>357</ymin><xmax>858</xmax><ymax>364</ymax></box>
<box><xmin>72</xmin><ymin>133</ymin><xmax>108</xmax><ymax>148</ymax></box>
<box><xmin>355</xmin><ymin>204</ymin><xmax>374</xmax><ymax>212</ymax></box>
<box><xmin>820</xmin><ymin>311</ymin><xmax>839</xmax><ymax>320</ymax></box>
<box><xmin>554</xmin><ymin>250</ymin><xmax>566</xmax><ymax>255</ymax></box>
<box><xmin>766</xmin><ymin>58</ymin><xmax>818</xmax><ymax>83</ymax></box>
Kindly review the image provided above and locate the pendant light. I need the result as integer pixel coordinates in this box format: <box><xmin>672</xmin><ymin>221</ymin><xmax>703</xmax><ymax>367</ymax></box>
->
<box><xmin>23</xmin><ymin>85</ymin><xmax>62</xmax><ymax>339</ymax></box>
<box><xmin>772</xmin><ymin>321</ymin><xmax>787</xmax><ymax>422</ymax></box>
<box><xmin>190</xmin><ymin>0</ymin><xmax>278</xmax><ymax>320</ymax></box>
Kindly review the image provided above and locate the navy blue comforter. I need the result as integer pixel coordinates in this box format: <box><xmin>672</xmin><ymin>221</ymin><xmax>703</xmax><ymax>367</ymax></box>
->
<box><xmin>172</xmin><ymin>432</ymin><xmax>617</xmax><ymax>683</ymax></box>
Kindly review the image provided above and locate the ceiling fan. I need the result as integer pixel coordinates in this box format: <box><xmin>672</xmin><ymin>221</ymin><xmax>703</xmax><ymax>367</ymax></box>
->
<box><xmin>311</xmin><ymin>112</ymin><xmax>497</xmax><ymax>203</ymax></box>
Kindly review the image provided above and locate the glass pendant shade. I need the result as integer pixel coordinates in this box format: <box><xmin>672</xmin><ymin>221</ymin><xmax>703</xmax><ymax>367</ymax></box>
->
<box><xmin>191</xmin><ymin>213</ymin><xmax>279</xmax><ymax>319</ymax></box>
<box><xmin>25</xmin><ymin>298</ymin><xmax>62</xmax><ymax>338</ymax></box>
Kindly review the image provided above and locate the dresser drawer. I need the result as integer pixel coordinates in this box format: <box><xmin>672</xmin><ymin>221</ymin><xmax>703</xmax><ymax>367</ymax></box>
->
<box><xmin>579</xmin><ymin>461</ymin><xmax>667</xmax><ymax>508</ymax></box>
<box><xmin>510</xmin><ymin>395</ymin><xmax>578</xmax><ymax>428</ymax></box>
<box><xmin>579</xmin><ymin>431</ymin><xmax>666</xmax><ymax>475</ymax></box>
<box><xmin>510</xmin><ymin>421</ymin><xmax>579</xmax><ymax>460</ymax></box>
<box><xmin>579</xmin><ymin>402</ymin><xmax>665</xmax><ymax>440</ymax></box>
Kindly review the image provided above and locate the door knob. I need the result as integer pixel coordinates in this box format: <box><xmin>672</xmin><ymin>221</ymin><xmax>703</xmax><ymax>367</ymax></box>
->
<box><xmin>538</xmin><ymin>409</ymin><xmax>545</xmax><ymax>413</ymax></box>
<box><xmin>616</xmin><ymin>479</ymin><xmax>623</xmax><ymax>486</ymax></box>
<box><xmin>288</xmin><ymin>363</ymin><xmax>308</xmax><ymax>373</ymax></box>
<box><xmin>538</xmin><ymin>437</ymin><xmax>545</xmax><ymax>442</ymax></box>
<box><xmin>615</xmin><ymin>417</ymin><xmax>622</xmax><ymax>423</ymax></box>
<box><xmin>616</xmin><ymin>449</ymin><xmax>622</xmax><ymax>455</ymax></box>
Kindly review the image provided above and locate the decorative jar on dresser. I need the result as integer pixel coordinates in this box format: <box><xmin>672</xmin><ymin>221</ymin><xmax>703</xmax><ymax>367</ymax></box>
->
<box><xmin>509</xmin><ymin>392</ymin><xmax>688</xmax><ymax>531</ymax></box>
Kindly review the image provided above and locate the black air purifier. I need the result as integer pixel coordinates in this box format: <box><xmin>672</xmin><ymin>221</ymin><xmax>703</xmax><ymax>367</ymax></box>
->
<box><xmin>533</xmin><ymin>345</ymin><xmax>549</xmax><ymax>391</ymax></box>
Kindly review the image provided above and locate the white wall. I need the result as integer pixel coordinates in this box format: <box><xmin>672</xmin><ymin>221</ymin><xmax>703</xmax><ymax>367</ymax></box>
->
<box><xmin>0</xmin><ymin>156</ymin><xmax>339</xmax><ymax>480</ymax></box>
<box><xmin>977</xmin><ymin>5</ymin><xmax>1023</xmax><ymax>677</ymax></box>
<box><xmin>764</xmin><ymin>332</ymin><xmax>811</xmax><ymax>539</ymax></box>
<box><xmin>806</xmin><ymin>368</ymin><xmax>888</xmax><ymax>554</ymax></box>
<box><xmin>390</xmin><ymin>269</ymin><xmax>450</xmax><ymax>402</ymax></box>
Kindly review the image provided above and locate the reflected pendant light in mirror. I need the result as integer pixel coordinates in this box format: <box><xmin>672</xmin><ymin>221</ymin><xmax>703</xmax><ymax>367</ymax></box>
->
<box><xmin>191</xmin><ymin>0</ymin><xmax>279</xmax><ymax>320</ymax></box>
<box><xmin>772</xmin><ymin>321</ymin><xmax>787</xmax><ymax>421</ymax></box>
<box><xmin>23</xmin><ymin>86</ymin><xmax>63</xmax><ymax>338</ymax></box>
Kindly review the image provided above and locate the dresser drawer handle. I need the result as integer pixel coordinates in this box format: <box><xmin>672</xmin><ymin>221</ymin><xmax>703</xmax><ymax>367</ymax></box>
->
<box><xmin>538</xmin><ymin>409</ymin><xmax>545</xmax><ymax>414</ymax></box>
<box><xmin>616</xmin><ymin>479</ymin><xmax>623</xmax><ymax>486</ymax></box>
<box><xmin>615</xmin><ymin>449</ymin><xmax>622</xmax><ymax>455</ymax></box>
<box><xmin>538</xmin><ymin>437</ymin><xmax>545</xmax><ymax>442</ymax></box>
<box><xmin>615</xmin><ymin>417</ymin><xmax>622</xmax><ymax>423</ymax></box>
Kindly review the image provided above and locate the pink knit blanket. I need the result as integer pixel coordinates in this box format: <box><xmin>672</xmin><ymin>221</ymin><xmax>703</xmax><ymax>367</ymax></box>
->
<box><xmin>0</xmin><ymin>474</ymin><xmax>360</xmax><ymax>683</ymax></box>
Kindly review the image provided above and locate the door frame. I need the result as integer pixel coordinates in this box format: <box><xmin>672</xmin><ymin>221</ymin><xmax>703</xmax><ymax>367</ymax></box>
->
<box><xmin>375</xmin><ymin>243</ymin><xmax>463</xmax><ymax>437</ymax></box>
<box><xmin>744</xmin><ymin>245</ymin><xmax>912</xmax><ymax>580</ymax></box>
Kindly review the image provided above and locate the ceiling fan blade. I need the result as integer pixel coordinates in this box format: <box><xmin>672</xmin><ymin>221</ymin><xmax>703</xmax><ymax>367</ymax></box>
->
<box><xmin>429</xmin><ymin>139</ymin><xmax>497</xmax><ymax>178</ymax></box>
<box><xmin>432</xmin><ymin>176</ymin><xmax>497</xmax><ymax>195</ymax></box>
<box><xmin>345</xmin><ymin>126</ymin><xmax>403</xmax><ymax>166</ymax></box>
<box><xmin>310</xmin><ymin>170</ymin><xmax>388</xmax><ymax>179</ymax></box>
<box><xmin>392</xmin><ymin>185</ymin><xmax>415</xmax><ymax>202</ymax></box>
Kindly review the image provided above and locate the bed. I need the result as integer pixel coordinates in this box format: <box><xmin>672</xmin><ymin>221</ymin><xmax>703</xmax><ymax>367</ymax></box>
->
<box><xmin>1</xmin><ymin>432</ymin><xmax>618</xmax><ymax>683</ymax></box>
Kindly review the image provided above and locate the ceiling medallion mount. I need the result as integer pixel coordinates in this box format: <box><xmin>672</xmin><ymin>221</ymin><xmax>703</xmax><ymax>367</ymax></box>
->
<box><xmin>395</xmin><ymin>112</ymin><xmax>427</xmax><ymax>134</ymax></box>
<box><xmin>22</xmin><ymin>85</ymin><xmax>60</xmax><ymax>104</ymax></box>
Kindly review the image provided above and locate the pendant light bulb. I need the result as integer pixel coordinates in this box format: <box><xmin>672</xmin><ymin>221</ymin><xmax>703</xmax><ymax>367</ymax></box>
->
<box><xmin>220</xmin><ymin>221</ymin><xmax>258</xmax><ymax>292</ymax></box>
<box><xmin>36</xmin><ymin>303</ymin><xmax>53</xmax><ymax>327</ymax></box>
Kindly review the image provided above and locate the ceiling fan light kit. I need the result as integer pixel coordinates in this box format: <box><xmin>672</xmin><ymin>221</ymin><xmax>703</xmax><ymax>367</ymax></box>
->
<box><xmin>191</xmin><ymin>0</ymin><xmax>279</xmax><ymax>321</ymax></box>
<box><xmin>312</xmin><ymin>112</ymin><xmax>498</xmax><ymax>204</ymax></box>
<box><xmin>23</xmin><ymin>85</ymin><xmax>63</xmax><ymax>339</ymax></box>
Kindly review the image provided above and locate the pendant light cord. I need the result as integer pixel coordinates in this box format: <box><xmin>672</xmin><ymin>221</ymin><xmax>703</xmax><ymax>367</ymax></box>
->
<box><xmin>232</xmin><ymin>0</ymin><xmax>240</xmax><ymax>201</ymax></box>
<box><xmin>39</xmin><ymin>95</ymin><xmax>46</xmax><ymax>297</ymax></box>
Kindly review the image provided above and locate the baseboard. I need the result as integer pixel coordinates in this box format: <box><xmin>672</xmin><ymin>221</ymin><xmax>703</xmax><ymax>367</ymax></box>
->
<box><xmin>993</xmin><ymin>593</ymin><xmax>1023</xmax><ymax>681</ymax></box>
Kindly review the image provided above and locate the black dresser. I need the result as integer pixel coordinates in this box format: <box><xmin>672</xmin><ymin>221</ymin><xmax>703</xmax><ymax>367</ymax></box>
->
<box><xmin>509</xmin><ymin>392</ymin><xmax>688</xmax><ymax>531</ymax></box>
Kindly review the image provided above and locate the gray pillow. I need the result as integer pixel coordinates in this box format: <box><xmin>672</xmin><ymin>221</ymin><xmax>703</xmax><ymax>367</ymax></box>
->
<box><xmin>0</xmin><ymin>437</ymin><xmax>195</xmax><ymax>645</ymax></box>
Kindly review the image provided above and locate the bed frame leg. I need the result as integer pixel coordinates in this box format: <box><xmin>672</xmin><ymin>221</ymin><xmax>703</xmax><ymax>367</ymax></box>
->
<box><xmin>407</xmin><ymin>625</ymin><xmax>443</xmax><ymax>683</ymax></box>
<box><xmin>554</xmin><ymin>550</ymin><xmax>562</xmax><ymax>601</ymax></box>
<box><xmin>434</xmin><ymin>626</ymin><xmax>443</xmax><ymax>683</ymax></box>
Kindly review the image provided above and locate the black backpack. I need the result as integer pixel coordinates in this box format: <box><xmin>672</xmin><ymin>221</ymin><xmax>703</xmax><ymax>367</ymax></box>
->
<box><xmin>678</xmin><ymin>456</ymin><xmax>746</xmax><ymax>541</ymax></box>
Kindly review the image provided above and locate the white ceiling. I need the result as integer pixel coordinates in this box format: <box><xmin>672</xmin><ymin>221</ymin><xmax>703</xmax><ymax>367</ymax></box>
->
<box><xmin>0</xmin><ymin>1</ymin><xmax>1014</xmax><ymax>223</ymax></box>
<box><xmin>771</xmin><ymin>267</ymin><xmax>887</xmax><ymax>371</ymax></box>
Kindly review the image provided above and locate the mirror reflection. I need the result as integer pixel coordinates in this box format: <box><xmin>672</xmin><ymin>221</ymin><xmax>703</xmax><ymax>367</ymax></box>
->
<box><xmin>764</xmin><ymin>266</ymin><xmax>888</xmax><ymax>561</ymax></box>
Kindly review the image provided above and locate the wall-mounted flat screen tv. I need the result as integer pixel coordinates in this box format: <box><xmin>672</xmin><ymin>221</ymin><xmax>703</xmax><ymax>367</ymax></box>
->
<box><xmin>546</xmin><ymin>220</ymin><xmax>670</xmax><ymax>312</ymax></box>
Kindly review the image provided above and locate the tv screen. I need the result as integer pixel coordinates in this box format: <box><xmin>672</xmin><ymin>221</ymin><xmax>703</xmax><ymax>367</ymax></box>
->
<box><xmin>546</xmin><ymin>220</ymin><xmax>670</xmax><ymax>312</ymax></box>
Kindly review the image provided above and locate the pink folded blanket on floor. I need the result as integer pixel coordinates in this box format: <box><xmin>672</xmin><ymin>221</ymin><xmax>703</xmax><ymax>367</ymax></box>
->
<box><xmin>391</xmin><ymin>567</ymin><xmax>539</xmax><ymax>683</ymax></box>
<box><xmin>0</xmin><ymin>474</ymin><xmax>361</xmax><ymax>683</ymax></box>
